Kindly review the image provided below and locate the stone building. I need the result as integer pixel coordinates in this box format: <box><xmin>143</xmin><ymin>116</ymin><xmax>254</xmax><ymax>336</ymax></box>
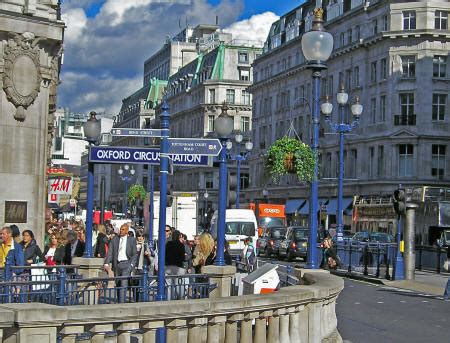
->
<box><xmin>165</xmin><ymin>33</ymin><xmax>262</xmax><ymax>220</ymax></box>
<box><xmin>248</xmin><ymin>0</ymin><xmax>449</xmax><ymax>232</ymax></box>
<box><xmin>0</xmin><ymin>0</ymin><xmax>64</xmax><ymax>240</ymax></box>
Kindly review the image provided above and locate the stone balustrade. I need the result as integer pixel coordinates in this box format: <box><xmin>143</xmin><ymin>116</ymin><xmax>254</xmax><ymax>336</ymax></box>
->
<box><xmin>0</xmin><ymin>270</ymin><xmax>343</xmax><ymax>343</ymax></box>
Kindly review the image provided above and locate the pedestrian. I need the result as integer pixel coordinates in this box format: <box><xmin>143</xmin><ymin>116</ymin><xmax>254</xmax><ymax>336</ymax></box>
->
<box><xmin>135</xmin><ymin>229</ymin><xmax>152</xmax><ymax>274</ymax></box>
<box><xmin>165</xmin><ymin>230</ymin><xmax>186</xmax><ymax>275</ymax></box>
<box><xmin>103</xmin><ymin>223</ymin><xmax>138</xmax><ymax>303</ymax></box>
<box><xmin>20</xmin><ymin>230</ymin><xmax>44</xmax><ymax>266</ymax></box>
<box><xmin>192</xmin><ymin>233</ymin><xmax>215</xmax><ymax>273</ymax></box>
<box><xmin>320</xmin><ymin>236</ymin><xmax>339</xmax><ymax>270</ymax></box>
<box><xmin>242</xmin><ymin>237</ymin><xmax>256</xmax><ymax>272</ymax></box>
<box><xmin>0</xmin><ymin>226</ymin><xmax>24</xmax><ymax>273</ymax></box>
<box><xmin>43</xmin><ymin>233</ymin><xmax>64</xmax><ymax>266</ymax></box>
<box><xmin>94</xmin><ymin>224</ymin><xmax>109</xmax><ymax>258</ymax></box>
<box><xmin>180</xmin><ymin>233</ymin><xmax>193</xmax><ymax>272</ymax></box>
<box><xmin>63</xmin><ymin>230</ymin><xmax>85</xmax><ymax>265</ymax></box>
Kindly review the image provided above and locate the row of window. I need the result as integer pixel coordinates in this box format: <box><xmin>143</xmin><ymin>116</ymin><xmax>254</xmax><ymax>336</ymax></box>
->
<box><xmin>322</xmin><ymin>144</ymin><xmax>447</xmax><ymax>179</ymax></box>
<box><xmin>403</xmin><ymin>10</ymin><xmax>448</xmax><ymax>31</ymax></box>
<box><xmin>206</xmin><ymin>114</ymin><xmax>250</xmax><ymax>133</ymax></box>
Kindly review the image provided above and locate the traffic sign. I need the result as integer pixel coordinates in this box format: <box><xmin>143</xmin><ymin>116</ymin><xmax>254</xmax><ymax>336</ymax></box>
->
<box><xmin>111</xmin><ymin>128</ymin><xmax>163</xmax><ymax>138</ymax></box>
<box><xmin>89</xmin><ymin>146</ymin><xmax>209</xmax><ymax>166</ymax></box>
<box><xmin>168</xmin><ymin>138</ymin><xmax>222</xmax><ymax>156</ymax></box>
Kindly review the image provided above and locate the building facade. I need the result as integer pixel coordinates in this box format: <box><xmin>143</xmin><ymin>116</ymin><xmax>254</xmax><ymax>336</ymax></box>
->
<box><xmin>249</xmin><ymin>0</ymin><xmax>450</xmax><ymax>233</ymax></box>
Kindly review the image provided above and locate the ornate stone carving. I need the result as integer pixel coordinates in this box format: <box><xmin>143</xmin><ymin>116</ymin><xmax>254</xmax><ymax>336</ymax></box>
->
<box><xmin>2</xmin><ymin>32</ymin><xmax>43</xmax><ymax>121</ymax></box>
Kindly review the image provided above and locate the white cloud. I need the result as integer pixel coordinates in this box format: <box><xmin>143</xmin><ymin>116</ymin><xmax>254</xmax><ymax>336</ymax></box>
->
<box><xmin>58</xmin><ymin>0</ymin><xmax>244</xmax><ymax>114</ymax></box>
<box><xmin>224</xmin><ymin>11</ymin><xmax>279</xmax><ymax>45</ymax></box>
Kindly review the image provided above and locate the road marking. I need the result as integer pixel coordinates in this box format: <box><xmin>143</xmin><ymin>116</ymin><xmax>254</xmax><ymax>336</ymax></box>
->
<box><xmin>354</xmin><ymin>302</ymin><xmax>360</xmax><ymax>305</ymax></box>
<box><xmin>421</xmin><ymin>300</ymin><xmax>429</xmax><ymax>303</ymax></box>
<box><xmin>377</xmin><ymin>301</ymin><xmax>384</xmax><ymax>304</ymax></box>
<box><xmin>400</xmin><ymin>300</ymin><xmax>407</xmax><ymax>303</ymax></box>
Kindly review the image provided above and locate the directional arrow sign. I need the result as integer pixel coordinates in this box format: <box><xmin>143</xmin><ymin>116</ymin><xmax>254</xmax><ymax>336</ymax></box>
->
<box><xmin>110</xmin><ymin>128</ymin><xmax>163</xmax><ymax>138</ymax></box>
<box><xmin>168</xmin><ymin>138</ymin><xmax>222</xmax><ymax>156</ymax></box>
<box><xmin>89</xmin><ymin>146</ymin><xmax>209</xmax><ymax>166</ymax></box>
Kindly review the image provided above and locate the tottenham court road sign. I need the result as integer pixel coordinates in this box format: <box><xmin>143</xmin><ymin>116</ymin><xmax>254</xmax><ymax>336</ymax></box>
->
<box><xmin>168</xmin><ymin>138</ymin><xmax>222</xmax><ymax>156</ymax></box>
<box><xmin>89</xmin><ymin>146</ymin><xmax>209</xmax><ymax>166</ymax></box>
<box><xmin>110</xmin><ymin>128</ymin><xmax>163</xmax><ymax>138</ymax></box>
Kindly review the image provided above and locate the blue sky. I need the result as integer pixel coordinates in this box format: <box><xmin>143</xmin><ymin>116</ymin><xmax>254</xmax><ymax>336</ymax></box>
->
<box><xmin>59</xmin><ymin>0</ymin><xmax>302</xmax><ymax>114</ymax></box>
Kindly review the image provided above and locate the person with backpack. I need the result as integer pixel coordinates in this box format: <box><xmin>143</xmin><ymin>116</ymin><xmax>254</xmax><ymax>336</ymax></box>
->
<box><xmin>242</xmin><ymin>237</ymin><xmax>256</xmax><ymax>272</ymax></box>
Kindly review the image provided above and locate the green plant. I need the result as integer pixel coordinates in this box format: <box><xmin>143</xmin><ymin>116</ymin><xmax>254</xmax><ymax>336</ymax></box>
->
<box><xmin>128</xmin><ymin>184</ymin><xmax>147</xmax><ymax>203</ymax></box>
<box><xmin>265</xmin><ymin>136</ymin><xmax>315</xmax><ymax>182</ymax></box>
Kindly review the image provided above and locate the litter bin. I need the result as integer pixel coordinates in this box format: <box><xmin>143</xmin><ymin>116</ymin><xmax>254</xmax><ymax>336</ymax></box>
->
<box><xmin>242</xmin><ymin>263</ymin><xmax>280</xmax><ymax>295</ymax></box>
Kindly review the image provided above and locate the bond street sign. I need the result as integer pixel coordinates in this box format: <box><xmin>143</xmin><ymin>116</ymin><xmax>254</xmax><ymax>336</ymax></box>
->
<box><xmin>89</xmin><ymin>146</ymin><xmax>209</xmax><ymax>166</ymax></box>
<box><xmin>168</xmin><ymin>138</ymin><xmax>222</xmax><ymax>156</ymax></box>
<box><xmin>111</xmin><ymin>128</ymin><xmax>163</xmax><ymax>137</ymax></box>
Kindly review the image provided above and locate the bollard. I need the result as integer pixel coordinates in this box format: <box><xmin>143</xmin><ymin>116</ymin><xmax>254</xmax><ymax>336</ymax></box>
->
<box><xmin>347</xmin><ymin>242</ymin><xmax>353</xmax><ymax>274</ymax></box>
<box><xmin>444</xmin><ymin>278</ymin><xmax>450</xmax><ymax>301</ymax></box>
<box><xmin>418</xmin><ymin>246</ymin><xmax>422</xmax><ymax>271</ymax></box>
<box><xmin>57</xmin><ymin>267</ymin><xmax>67</xmax><ymax>306</ymax></box>
<box><xmin>384</xmin><ymin>246</ymin><xmax>390</xmax><ymax>280</ymax></box>
<box><xmin>142</xmin><ymin>265</ymin><xmax>149</xmax><ymax>302</ymax></box>
<box><xmin>363</xmin><ymin>244</ymin><xmax>369</xmax><ymax>276</ymax></box>
<box><xmin>376</xmin><ymin>243</ymin><xmax>381</xmax><ymax>278</ymax></box>
<box><xmin>437</xmin><ymin>248</ymin><xmax>442</xmax><ymax>274</ymax></box>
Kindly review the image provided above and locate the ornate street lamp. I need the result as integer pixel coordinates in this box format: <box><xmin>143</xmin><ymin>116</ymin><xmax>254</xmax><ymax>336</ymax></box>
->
<box><xmin>214</xmin><ymin>103</ymin><xmax>234</xmax><ymax>266</ymax></box>
<box><xmin>301</xmin><ymin>7</ymin><xmax>333</xmax><ymax>269</ymax></box>
<box><xmin>82</xmin><ymin>111</ymin><xmax>102</xmax><ymax>257</ymax></box>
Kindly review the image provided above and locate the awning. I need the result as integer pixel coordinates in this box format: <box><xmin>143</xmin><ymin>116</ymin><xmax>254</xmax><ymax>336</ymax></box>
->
<box><xmin>325</xmin><ymin>198</ymin><xmax>353</xmax><ymax>215</ymax></box>
<box><xmin>285</xmin><ymin>199</ymin><xmax>306</xmax><ymax>214</ymax></box>
<box><xmin>298</xmin><ymin>199</ymin><xmax>328</xmax><ymax>215</ymax></box>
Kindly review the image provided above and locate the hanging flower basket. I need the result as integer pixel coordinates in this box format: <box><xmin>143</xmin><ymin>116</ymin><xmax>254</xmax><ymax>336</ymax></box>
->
<box><xmin>265</xmin><ymin>136</ymin><xmax>315</xmax><ymax>182</ymax></box>
<box><xmin>128</xmin><ymin>184</ymin><xmax>147</xmax><ymax>204</ymax></box>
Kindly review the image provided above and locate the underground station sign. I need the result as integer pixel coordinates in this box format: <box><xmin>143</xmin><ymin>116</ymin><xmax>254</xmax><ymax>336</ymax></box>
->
<box><xmin>89</xmin><ymin>146</ymin><xmax>209</xmax><ymax>166</ymax></box>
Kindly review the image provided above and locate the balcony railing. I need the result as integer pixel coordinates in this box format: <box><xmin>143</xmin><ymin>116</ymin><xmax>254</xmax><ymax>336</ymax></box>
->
<box><xmin>394</xmin><ymin>114</ymin><xmax>416</xmax><ymax>126</ymax></box>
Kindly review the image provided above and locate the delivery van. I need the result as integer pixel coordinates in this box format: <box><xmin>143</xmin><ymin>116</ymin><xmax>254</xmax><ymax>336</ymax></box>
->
<box><xmin>210</xmin><ymin>209</ymin><xmax>258</xmax><ymax>256</ymax></box>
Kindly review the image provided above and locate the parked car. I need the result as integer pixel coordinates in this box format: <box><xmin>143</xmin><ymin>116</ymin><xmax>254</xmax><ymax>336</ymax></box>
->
<box><xmin>278</xmin><ymin>227</ymin><xmax>310</xmax><ymax>262</ymax></box>
<box><xmin>331</xmin><ymin>229</ymin><xmax>353</xmax><ymax>243</ymax></box>
<box><xmin>351</xmin><ymin>231</ymin><xmax>394</xmax><ymax>243</ymax></box>
<box><xmin>257</xmin><ymin>226</ymin><xmax>287</xmax><ymax>257</ymax></box>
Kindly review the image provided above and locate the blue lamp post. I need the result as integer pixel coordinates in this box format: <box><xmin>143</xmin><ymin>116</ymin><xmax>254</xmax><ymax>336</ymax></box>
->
<box><xmin>227</xmin><ymin>132</ymin><xmax>253</xmax><ymax>209</ymax></box>
<box><xmin>117</xmin><ymin>164</ymin><xmax>135</xmax><ymax>217</ymax></box>
<box><xmin>214</xmin><ymin>103</ymin><xmax>234</xmax><ymax>266</ymax></box>
<box><xmin>83</xmin><ymin>111</ymin><xmax>101</xmax><ymax>258</ymax></box>
<box><xmin>321</xmin><ymin>85</ymin><xmax>363</xmax><ymax>243</ymax></box>
<box><xmin>301</xmin><ymin>8</ymin><xmax>334</xmax><ymax>269</ymax></box>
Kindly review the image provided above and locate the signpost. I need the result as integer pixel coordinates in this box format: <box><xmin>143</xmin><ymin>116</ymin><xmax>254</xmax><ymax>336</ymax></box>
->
<box><xmin>88</xmin><ymin>146</ymin><xmax>210</xmax><ymax>166</ymax></box>
<box><xmin>168</xmin><ymin>138</ymin><xmax>222</xmax><ymax>156</ymax></box>
<box><xmin>111</xmin><ymin>128</ymin><xmax>164</xmax><ymax>138</ymax></box>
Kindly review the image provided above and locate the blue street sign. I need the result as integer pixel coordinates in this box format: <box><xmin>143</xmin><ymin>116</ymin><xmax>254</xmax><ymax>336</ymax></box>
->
<box><xmin>168</xmin><ymin>138</ymin><xmax>222</xmax><ymax>156</ymax></box>
<box><xmin>111</xmin><ymin>128</ymin><xmax>164</xmax><ymax>137</ymax></box>
<box><xmin>89</xmin><ymin>146</ymin><xmax>209</xmax><ymax>166</ymax></box>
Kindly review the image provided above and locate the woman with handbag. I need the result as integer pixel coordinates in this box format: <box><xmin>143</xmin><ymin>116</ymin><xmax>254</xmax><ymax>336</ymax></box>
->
<box><xmin>43</xmin><ymin>233</ymin><xmax>64</xmax><ymax>267</ymax></box>
<box><xmin>21</xmin><ymin>230</ymin><xmax>44</xmax><ymax>266</ymax></box>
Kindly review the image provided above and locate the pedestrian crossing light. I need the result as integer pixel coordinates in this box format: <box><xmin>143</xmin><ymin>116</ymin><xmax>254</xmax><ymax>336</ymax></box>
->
<box><xmin>393</xmin><ymin>187</ymin><xmax>406</xmax><ymax>215</ymax></box>
<box><xmin>228</xmin><ymin>172</ymin><xmax>237</xmax><ymax>208</ymax></box>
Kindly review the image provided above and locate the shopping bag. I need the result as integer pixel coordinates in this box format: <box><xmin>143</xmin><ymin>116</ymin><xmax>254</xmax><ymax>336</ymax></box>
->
<box><xmin>31</xmin><ymin>263</ymin><xmax>50</xmax><ymax>290</ymax></box>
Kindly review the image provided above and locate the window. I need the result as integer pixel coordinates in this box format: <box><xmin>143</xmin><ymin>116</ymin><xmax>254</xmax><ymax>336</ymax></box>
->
<box><xmin>209</xmin><ymin>89</ymin><xmax>216</xmax><ymax>103</ymax></box>
<box><xmin>377</xmin><ymin>146</ymin><xmax>384</xmax><ymax>177</ymax></box>
<box><xmin>372</xmin><ymin>19</ymin><xmax>378</xmax><ymax>35</ymax></box>
<box><xmin>55</xmin><ymin>137</ymin><xmax>62</xmax><ymax>151</ymax></box>
<box><xmin>325</xmin><ymin>152</ymin><xmax>332</xmax><ymax>178</ymax></box>
<box><xmin>432</xmin><ymin>94</ymin><xmax>447</xmax><ymax>121</ymax></box>
<box><xmin>240</xmin><ymin>173</ymin><xmax>250</xmax><ymax>190</ymax></box>
<box><xmin>403</xmin><ymin>11</ymin><xmax>416</xmax><ymax>30</ymax></box>
<box><xmin>400</xmin><ymin>56</ymin><xmax>415</xmax><ymax>78</ymax></box>
<box><xmin>327</xmin><ymin>76</ymin><xmax>334</xmax><ymax>96</ymax></box>
<box><xmin>353</xmin><ymin>66</ymin><xmax>359</xmax><ymax>87</ymax></box>
<box><xmin>432</xmin><ymin>145</ymin><xmax>446</xmax><ymax>178</ymax></box>
<box><xmin>207</xmin><ymin>115</ymin><xmax>215</xmax><ymax>132</ymax></box>
<box><xmin>240</xmin><ymin>69</ymin><xmax>250</xmax><ymax>81</ymax></box>
<box><xmin>240</xmin><ymin>116</ymin><xmax>250</xmax><ymax>132</ymax></box>
<box><xmin>433</xmin><ymin>56</ymin><xmax>447</xmax><ymax>78</ymax></box>
<box><xmin>370</xmin><ymin>98</ymin><xmax>377</xmax><ymax>124</ymax></box>
<box><xmin>382</xmin><ymin>15</ymin><xmax>388</xmax><ymax>31</ymax></box>
<box><xmin>348</xmin><ymin>149</ymin><xmax>357</xmax><ymax>178</ymax></box>
<box><xmin>205</xmin><ymin>172</ymin><xmax>214</xmax><ymax>189</ymax></box>
<box><xmin>380</xmin><ymin>58</ymin><xmax>387</xmax><ymax>80</ymax></box>
<box><xmin>340</xmin><ymin>32</ymin><xmax>345</xmax><ymax>47</ymax></box>
<box><xmin>238</xmin><ymin>51</ymin><xmax>249</xmax><ymax>63</ymax></box>
<box><xmin>370</xmin><ymin>61</ymin><xmax>377</xmax><ymax>83</ymax></box>
<box><xmin>380</xmin><ymin>95</ymin><xmax>386</xmax><ymax>122</ymax></box>
<box><xmin>369</xmin><ymin>147</ymin><xmax>375</xmax><ymax>178</ymax></box>
<box><xmin>398</xmin><ymin>144</ymin><xmax>414</xmax><ymax>177</ymax></box>
<box><xmin>241</xmin><ymin>90</ymin><xmax>251</xmax><ymax>105</ymax></box>
<box><xmin>226</xmin><ymin>89</ymin><xmax>235</xmax><ymax>104</ymax></box>
<box><xmin>355</xmin><ymin>26</ymin><xmax>360</xmax><ymax>41</ymax></box>
<box><xmin>399</xmin><ymin>93</ymin><xmax>415</xmax><ymax>124</ymax></box>
<box><xmin>347</xmin><ymin>29</ymin><xmax>352</xmax><ymax>43</ymax></box>
<box><xmin>435</xmin><ymin>10</ymin><xmax>448</xmax><ymax>30</ymax></box>
<box><xmin>346</xmin><ymin>69</ymin><xmax>352</xmax><ymax>90</ymax></box>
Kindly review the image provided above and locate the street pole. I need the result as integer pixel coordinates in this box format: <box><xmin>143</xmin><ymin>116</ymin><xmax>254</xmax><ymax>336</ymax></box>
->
<box><xmin>148</xmin><ymin>164</ymin><xmax>155</xmax><ymax>248</ymax></box>
<box><xmin>124</xmin><ymin>179</ymin><xmax>129</xmax><ymax>217</ymax></box>
<box><xmin>100</xmin><ymin>175</ymin><xmax>105</xmax><ymax>224</ymax></box>
<box><xmin>215</xmin><ymin>138</ymin><xmax>228</xmax><ymax>266</ymax></box>
<box><xmin>85</xmin><ymin>160</ymin><xmax>94</xmax><ymax>258</ymax></box>
<box><xmin>235</xmin><ymin>157</ymin><xmax>241</xmax><ymax>209</ymax></box>
<box><xmin>337</xmin><ymin>103</ymin><xmax>345</xmax><ymax>242</ymax></box>
<box><xmin>306</xmin><ymin>69</ymin><xmax>321</xmax><ymax>269</ymax></box>
<box><xmin>394</xmin><ymin>214</ymin><xmax>405</xmax><ymax>280</ymax></box>
<box><xmin>404</xmin><ymin>203</ymin><xmax>418</xmax><ymax>280</ymax></box>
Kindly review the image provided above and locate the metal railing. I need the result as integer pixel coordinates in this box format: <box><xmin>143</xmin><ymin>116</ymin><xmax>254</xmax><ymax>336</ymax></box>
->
<box><xmin>416</xmin><ymin>245</ymin><xmax>449</xmax><ymax>273</ymax></box>
<box><xmin>0</xmin><ymin>264</ymin><xmax>215</xmax><ymax>305</ymax></box>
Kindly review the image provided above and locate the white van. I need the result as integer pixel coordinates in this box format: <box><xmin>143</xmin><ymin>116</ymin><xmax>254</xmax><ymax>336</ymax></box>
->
<box><xmin>210</xmin><ymin>209</ymin><xmax>258</xmax><ymax>256</ymax></box>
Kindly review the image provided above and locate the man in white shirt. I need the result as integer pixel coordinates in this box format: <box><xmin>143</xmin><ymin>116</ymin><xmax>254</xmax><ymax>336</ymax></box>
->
<box><xmin>104</xmin><ymin>223</ymin><xmax>137</xmax><ymax>302</ymax></box>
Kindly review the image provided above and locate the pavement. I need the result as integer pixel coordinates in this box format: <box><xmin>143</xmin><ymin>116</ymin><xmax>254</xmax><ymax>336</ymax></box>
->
<box><xmin>333</xmin><ymin>269</ymin><xmax>450</xmax><ymax>296</ymax></box>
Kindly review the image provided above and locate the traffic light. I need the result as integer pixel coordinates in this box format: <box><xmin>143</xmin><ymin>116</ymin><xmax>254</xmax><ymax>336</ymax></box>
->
<box><xmin>228</xmin><ymin>172</ymin><xmax>237</xmax><ymax>208</ymax></box>
<box><xmin>393</xmin><ymin>187</ymin><xmax>406</xmax><ymax>215</ymax></box>
<box><xmin>166</xmin><ymin>184</ymin><xmax>174</xmax><ymax>207</ymax></box>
